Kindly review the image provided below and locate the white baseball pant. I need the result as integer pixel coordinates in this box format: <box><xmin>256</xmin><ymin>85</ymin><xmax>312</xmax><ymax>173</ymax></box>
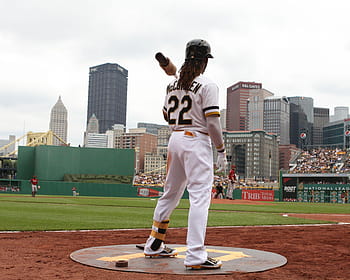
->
<box><xmin>144</xmin><ymin>130</ymin><xmax>213</xmax><ymax>265</ymax></box>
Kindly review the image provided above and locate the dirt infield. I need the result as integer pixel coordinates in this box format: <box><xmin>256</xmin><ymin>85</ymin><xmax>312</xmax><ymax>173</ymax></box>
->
<box><xmin>1</xmin><ymin>225</ymin><xmax>349</xmax><ymax>279</ymax></box>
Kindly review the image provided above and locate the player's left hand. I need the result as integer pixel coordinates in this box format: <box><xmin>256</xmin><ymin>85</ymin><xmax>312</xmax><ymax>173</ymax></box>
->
<box><xmin>216</xmin><ymin>152</ymin><xmax>227</xmax><ymax>172</ymax></box>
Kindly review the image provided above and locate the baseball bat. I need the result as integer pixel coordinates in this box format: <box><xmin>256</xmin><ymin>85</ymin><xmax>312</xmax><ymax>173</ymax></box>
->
<box><xmin>155</xmin><ymin>52</ymin><xmax>177</xmax><ymax>77</ymax></box>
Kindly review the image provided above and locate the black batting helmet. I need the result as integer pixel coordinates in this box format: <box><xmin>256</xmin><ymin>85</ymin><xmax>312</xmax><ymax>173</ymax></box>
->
<box><xmin>185</xmin><ymin>39</ymin><xmax>213</xmax><ymax>60</ymax></box>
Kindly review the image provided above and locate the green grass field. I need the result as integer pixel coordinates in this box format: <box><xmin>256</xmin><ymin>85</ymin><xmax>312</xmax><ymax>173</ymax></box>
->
<box><xmin>0</xmin><ymin>194</ymin><xmax>349</xmax><ymax>231</ymax></box>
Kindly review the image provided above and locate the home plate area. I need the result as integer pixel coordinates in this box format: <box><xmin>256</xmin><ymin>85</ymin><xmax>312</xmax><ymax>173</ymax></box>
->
<box><xmin>70</xmin><ymin>244</ymin><xmax>287</xmax><ymax>275</ymax></box>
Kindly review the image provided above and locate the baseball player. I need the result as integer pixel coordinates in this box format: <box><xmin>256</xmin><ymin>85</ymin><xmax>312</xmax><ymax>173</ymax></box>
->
<box><xmin>144</xmin><ymin>39</ymin><xmax>227</xmax><ymax>270</ymax></box>
<box><xmin>227</xmin><ymin>165</ymin><xmax>237</xmax><ymax>199</ymax></box>
<box><xmin>30</xmin><ymin>175</ymin><xmax>39</xmax><ymax>197</ymax></box>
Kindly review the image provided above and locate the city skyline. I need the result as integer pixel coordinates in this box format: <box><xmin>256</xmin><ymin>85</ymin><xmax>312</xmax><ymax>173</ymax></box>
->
<box><xmin>1</xmin><ymin>79</ymin><xmax>349</xmax><ymax>147</ymax></box>
<box><xmin>1</xmin><ymin>1</ymin><xmax>349</xmax><ymax>146</ymax></box>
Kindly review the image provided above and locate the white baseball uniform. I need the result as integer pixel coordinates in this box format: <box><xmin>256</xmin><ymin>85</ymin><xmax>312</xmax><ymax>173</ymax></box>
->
<box><xmin>144</xmin><ymin>74</ymin><xmax>221</xmax><ymax>266</ymax></box>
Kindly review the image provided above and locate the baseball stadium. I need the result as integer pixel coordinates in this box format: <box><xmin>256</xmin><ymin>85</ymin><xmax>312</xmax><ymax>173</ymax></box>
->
<box><xmin>0</xmin><ymin>145</ymin><xmax>349</xmax><ymax>279</ymax></box>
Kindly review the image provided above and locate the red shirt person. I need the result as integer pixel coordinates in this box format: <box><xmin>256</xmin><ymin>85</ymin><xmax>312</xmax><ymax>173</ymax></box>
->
<box><xmin>228</xmin><ymin>165</ymin><xmax>237</xmax><ymax>182</ymax></box>
<box><xmin>30</xmin><ymin>176</ymin><xmax>39</xmax><ymax>197</ymax></box>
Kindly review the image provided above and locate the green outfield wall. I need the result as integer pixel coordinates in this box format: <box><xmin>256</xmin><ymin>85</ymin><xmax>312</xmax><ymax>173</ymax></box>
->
<box><xmin>0</xmin><ymin>145</ymin><xmax>189</xmax><ymax>198</ymax></box>
<box><xmin>0</xmin><ymin>179</ymin><xmax>187</xmax><ymax>198</ymax></box>
<box><xmin>0</xmin><ymin>179</ymin><xmax>139</xmax><ymax>197</ymax></box>
<box><xmin>0</xmin><ymin>145</ymin><xmax>142</xmax><ymax>197</ymax></box>
<box><xmin>16</xmin><ymin>145</ymin><xmax>134</xmax><ymax>181</ymax></box>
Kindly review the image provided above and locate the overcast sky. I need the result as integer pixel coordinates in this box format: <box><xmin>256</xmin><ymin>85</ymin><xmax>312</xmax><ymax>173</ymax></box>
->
<box><xmin>1</xmin><ymin>0</ymin><xmax>349</xmax><ymax>146</ymax></box>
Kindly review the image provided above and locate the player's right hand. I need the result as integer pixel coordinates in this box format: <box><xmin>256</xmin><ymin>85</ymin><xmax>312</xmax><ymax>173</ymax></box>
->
<box><xmin>216</xmin><ymin>152</ymin><xmax>227</xmax><ymax>172</ymax></box>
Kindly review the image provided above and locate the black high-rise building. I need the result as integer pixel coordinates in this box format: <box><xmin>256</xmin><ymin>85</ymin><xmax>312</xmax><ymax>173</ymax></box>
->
<box><xmin>87</xmin><ymin>63</ymin><xmax>128</xmax><ymax>133</ymax></box>
<box><xmin>288</xmin><ymin>96</ymin><xmax>314</xmax><ymax>149</ymax></box>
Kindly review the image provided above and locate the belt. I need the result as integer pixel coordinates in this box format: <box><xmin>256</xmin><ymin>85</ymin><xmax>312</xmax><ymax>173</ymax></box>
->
<box><xmin>173</xmin><ymin>130</ymin><xmax>209</xmax><ymax>136</ymax></box>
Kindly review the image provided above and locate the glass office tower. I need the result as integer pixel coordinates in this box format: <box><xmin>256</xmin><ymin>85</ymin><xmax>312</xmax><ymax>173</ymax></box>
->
<box><xmin>288</xmin><ymin>96</ymin><xmax>314</xmax><ymax>149</ymax></box>
<box><xmin>87</xmin><ymin>63</ymin><xmax>128</xmax><ymax>133</ymax></box>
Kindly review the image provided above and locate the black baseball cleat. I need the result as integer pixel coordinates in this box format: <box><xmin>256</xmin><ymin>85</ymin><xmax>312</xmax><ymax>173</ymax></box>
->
<box><xmin>144</xmin><ymin>246</ymin><xmax>178</xmax><ymax>258</ymax></box>
<box><xmin>185</xmin><ymin>257</ymin><xmax>222</xmax><ymax>270</ymax></box>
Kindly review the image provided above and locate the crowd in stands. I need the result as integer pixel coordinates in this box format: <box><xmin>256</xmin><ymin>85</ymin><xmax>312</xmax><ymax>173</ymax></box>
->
<box><xmin>133</xmin><ymin>173</ymin><xmax>166</xmax><ymax>187</ymax></box>
<box><xmin>290</xmin><ymin>148</ymin><xmax>350</xmax><ymax>174</ymax></box>
<box><xmin>341</xmin><ymin>154</ymin><xmax>350</xmax><ymax>173</ymax></box>
<box><xmin>134</xmin><ymin>150</ymin><xmax>350</xmax><ymax>191</ymax></box>
<box><xmin>133</xmin><ymin>172</ymin><xmax>277</xmax><ymax>199</ymax></box>
<box><xmin>0</xmin><ymin>185</ymin><xmax>20</xmax><ymax>192</ymax></box>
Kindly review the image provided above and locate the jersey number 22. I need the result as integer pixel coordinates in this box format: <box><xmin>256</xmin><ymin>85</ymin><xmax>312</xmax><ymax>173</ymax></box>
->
<box><xmin>167</xmin><ymin>95</ymin><xmax>192</xmax><ymax>125</ymax></box>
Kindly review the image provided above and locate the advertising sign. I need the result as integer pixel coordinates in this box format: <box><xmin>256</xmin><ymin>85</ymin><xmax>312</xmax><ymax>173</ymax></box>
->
<box><xmin>137</xmin><ymin>187</ymin><xmax>163</xmax><ymax>198</ymax></box>
<box><xmin>300</xmin><ymin>133</ymin><xmax>307</xmax><ymax>139</ymax></box>
<box><xmin>282</xmin><ymin>177</ymin><xmax>298</xmax><ymax>201</ymax></box>
<box><xmin>231</xmin><ymin>82</ymin><xmax>262</xmax><ymax>91</ymax></box>
<box><xmin>241</xmin><ymin>190</ymin><xmax>274</xmax><ymax>201</ymax></box>
<box><xmin>283</xmin><ymin>185</ymin><xmax>298</xmax><ymax>201</ymax></box>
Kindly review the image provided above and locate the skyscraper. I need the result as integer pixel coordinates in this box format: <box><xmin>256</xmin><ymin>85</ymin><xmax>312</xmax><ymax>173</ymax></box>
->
<box><xmin>247</xmin><ymin>89</ymin><xmax>274</xmax><ymax>130</ymax></box>
<box><xmin>86</xmin><ymin>113</ymin><xmax>99</xmax><ymax>134</ymax></box>
<box><xmin>87</xmin><ymin>63</ymin><xmax>128</xmax><ymax>133</ymax></box>
<box><xmin>313</xmin><ymin>107</ymin><xmax>329</xmax><ymax>146</ymax></box>
<box><xmin>226</xmin><ymin>81</ymin><xmax>263</xmax><ymax>131</ymax></box>
<box><xmin>330</xmin><ymin>106</ymin><xmax>349</xmax><ymax>122</ymax></box>
<box><xmin>49</xmin><ymin>96</ymin><xmax>68</xmax><ymax>145</ymax></box>
<box><xmin>288</xmin><ymin>96</ymin><xmax>314</xmax><ymax>149</ymax></box>
<box><xmin>264</xmin><ymin>96</ymin><xmax>290</xmax><ymax>145</ymax></box>
<box><xmin>323</xmin><ymin>119</ymin><xmax>350</xmax><ymax>148</ymax></box>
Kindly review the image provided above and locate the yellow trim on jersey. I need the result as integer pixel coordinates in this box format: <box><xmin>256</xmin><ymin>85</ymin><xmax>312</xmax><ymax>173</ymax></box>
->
<box><xmin>205</xmin><ymin>112</ymin><xmax>220</xmax><ymax>117</ymax></box>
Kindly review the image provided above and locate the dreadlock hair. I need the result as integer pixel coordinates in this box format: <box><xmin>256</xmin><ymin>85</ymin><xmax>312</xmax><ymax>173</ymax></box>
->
<box><xmin>177</xmin><ymin>58</ymin><xmax>208</xmax><ymax>91</ymax></box>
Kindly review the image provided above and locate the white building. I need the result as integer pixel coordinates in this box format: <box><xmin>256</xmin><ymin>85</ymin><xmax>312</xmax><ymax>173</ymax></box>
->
<box><xmin>108</xmin><ymin>124</ymin><xmax>125</xmax><ymax>148</ymax></box>
<box><xmin>247</xmin><ymin>89</ymin><xmax>274</xmax><ymax>130</ymax></box>
<box><xmin>84</xmin><ymin>133</ymin><xmax>108</xmax><ymax>148</ymax></box>
<box><xmin>84</xmin><ymin>123</ymin><xmax>125</xmax><ymax>149</ymax></box>
<box><xmin>49</xmin><ymin>96</ymin><xmax>68</xmax><ymax>145</ymax></box>
<box><xmin>330</xmin><ymin>106</ymin><xmax>349</xmax><ymax>122</ymax></box>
